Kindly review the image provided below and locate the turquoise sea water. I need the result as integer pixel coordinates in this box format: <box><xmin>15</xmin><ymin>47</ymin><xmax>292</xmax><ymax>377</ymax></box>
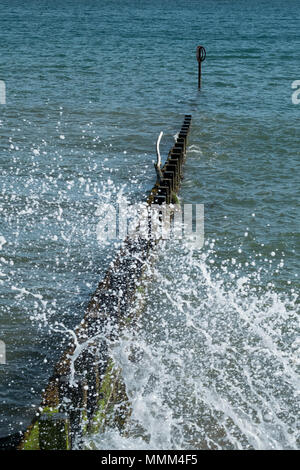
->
<box><xmin>0</xmin><ymin>0</ymin><xmax>299</xmax><ymax>448</ymax></box>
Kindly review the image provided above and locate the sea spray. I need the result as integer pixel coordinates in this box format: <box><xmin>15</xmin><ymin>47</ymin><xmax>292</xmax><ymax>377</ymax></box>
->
<box><xmin>84</xmin><ymin>239</ymin><xmax>299</xmax><ymax>450</ymax></box>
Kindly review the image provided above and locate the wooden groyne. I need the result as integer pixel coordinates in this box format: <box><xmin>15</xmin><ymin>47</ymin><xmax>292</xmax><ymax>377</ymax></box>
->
<box><xmin>18</xmin><ymin>115</ymin><xmax>192</xmax><ymax>450</ymax></box>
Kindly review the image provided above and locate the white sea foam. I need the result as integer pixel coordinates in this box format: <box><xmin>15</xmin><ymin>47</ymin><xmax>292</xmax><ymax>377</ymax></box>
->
<box><xmin>84</xmin><ymin>241</ymin><xmax>299</xmax><ymax>450</ymax></box>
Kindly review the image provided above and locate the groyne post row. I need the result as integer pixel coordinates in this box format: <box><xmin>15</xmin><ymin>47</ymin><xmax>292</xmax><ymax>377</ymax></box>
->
<box><xmin>19</xmin><ymin>115</ymin><xmax>192</xmax><ymax>450</ymax></box>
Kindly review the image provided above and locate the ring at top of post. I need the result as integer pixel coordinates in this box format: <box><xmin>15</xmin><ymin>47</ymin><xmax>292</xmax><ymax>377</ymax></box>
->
<box><xmin>196</xmin><ymin>45</ymin><xmax>206</xmax><ymax>63</ymax></box>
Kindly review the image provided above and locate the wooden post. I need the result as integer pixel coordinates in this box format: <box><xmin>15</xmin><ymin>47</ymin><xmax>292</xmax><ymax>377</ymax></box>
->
<box><xmin>39</xmin><ymin>412</ymin><xmax>70</xmax><ymax>450</ymax></box>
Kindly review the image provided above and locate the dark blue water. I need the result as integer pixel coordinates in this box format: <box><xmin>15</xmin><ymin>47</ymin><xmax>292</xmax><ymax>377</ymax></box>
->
<box><xmin>0</xmin><ymin>0</ymin><xmax>299</xmax><ymax>448</ymax></box>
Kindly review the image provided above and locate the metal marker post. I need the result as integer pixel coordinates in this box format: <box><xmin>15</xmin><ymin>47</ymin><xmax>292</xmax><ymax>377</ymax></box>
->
<box><xmin>196</xmin><ymin>45</ymin><xmax>206</xmax><ymax>89</ymax></box>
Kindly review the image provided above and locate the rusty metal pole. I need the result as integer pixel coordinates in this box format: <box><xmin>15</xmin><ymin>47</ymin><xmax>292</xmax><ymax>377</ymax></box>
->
<box><xmin>196</xmin><ymin>45</ymin><xmax>206</xmax><ymax>89</ymax></box>
<box><xmin>198</xmin><ymin>60</ymin><xmax>201</xmax><ymax>89</ymax></box>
